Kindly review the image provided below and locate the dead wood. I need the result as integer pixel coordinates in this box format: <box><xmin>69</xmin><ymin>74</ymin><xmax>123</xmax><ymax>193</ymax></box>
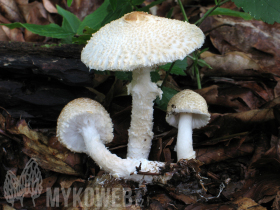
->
<box><xmin>0</xmin><ymin>41</ymin><xmax>97</xmax><ymax>127</ymax></box>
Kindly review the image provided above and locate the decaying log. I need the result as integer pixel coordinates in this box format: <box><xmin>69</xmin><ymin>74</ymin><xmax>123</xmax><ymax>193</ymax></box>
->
<box><xmin>0</xmin><ymin>41</ymin><xmax>91</xmax><ymax>85</ymax></box>
<box><xmin>0</xmin><ymin>41</ymin><xmax>97</xmax><ymax>127</ymax></box>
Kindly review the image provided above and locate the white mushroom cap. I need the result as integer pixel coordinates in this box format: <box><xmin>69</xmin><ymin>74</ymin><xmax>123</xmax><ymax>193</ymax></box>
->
<box><xmin>56</xmin><ymin>98</ymin><xmax>113</xmax><ymax>153</ymax></box>
<box><xmin>81</xmin><ymin>11</ymin><xmax>205</xmax><ymax>71</ymax></box>
<box><xmin>166</xmin><ymin>89</ymin><xmax>210</xmax><ymax>129</ymax></box>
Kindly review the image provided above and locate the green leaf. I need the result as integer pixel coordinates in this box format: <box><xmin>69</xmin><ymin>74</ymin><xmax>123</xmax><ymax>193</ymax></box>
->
<box><xmin>155</xmin><ymin>86</ymin><xmax>178</xmax><ymax>111</ymax></box>
<box><xmin>109</xmin><ymin>0</ymin><xmax>118</xmax><ymax>11</ymax></box>
<box><xmin>60</xmin><ymin>36</ymin><xmax>73</xmax><ymax>44</ymax></box>
<box><xmin>232</xmin><ymin>0</ymin><xmax>280</xmax><ymax>24</ymax></box>
<box><xmin>209</xmin><ymin>7</ymin><xmax>253</xmax><ymax>20</ymax></box>
<box><xmin>140</xmin><ymin>0</ymin><xmax>165</xmax><ymax>12</ymax></box>
<box><xmin>197</xmin><ymin>59</ymin><xmax>212</xmax><ymax>69</ymax></box>
<box><xmin>78</xmin><ymin>0</ymin><xmax>132</xmax><ymax>34</ymax></box>
<box><xmin>132</xmin><ymin>0</ymin><xmax>145</xmax><ymax>5</ymax></box>
<box><xmin>197</xmin><ymin>47</ymin><xmax>209</xmax><ymax>56</ymax></box>
<box><xmin>151</xmin><ymin>71</ymin><xmax>160</xmax><ymax>83</ymax></box>
<box><xmin>67</xmin><ymin>0</ymin><xmax>73</xmax><ymax>7</ymax></box>
<box><xmin>101</xmin><ymin>3</ymin><xmax>132</xmax><ymax>27</ymax></box>
<box><xmin>57</xmin><ymin>5</ymin><xmax>81</xmax><ymax>33</ymax></box>
<box><xmin>173</xmin><ymin>57</ymin><xmax>188</xmax><ymax>71</ymax></box>
<box><xmin>72</xmin><ymin>26</ymin><xmax>97</xmax><ymax>44</ymax></box>
<box><xmin>1</xmin><ymin>23</ymin><xmax>74</xmax><ymax>38</ymax></box>
<box><xmin>72</xmin><ymin>35</ymin><xmax>91</xmax><ymax>44</ymax></box>
<box><xmin>159</xmin><ymin>57</ymin><xmax>188</xmax><ymax>75</ymax></box>
<box><xmin>83</xmin><ymin>26</ymin><xmax>98</xmax><ymax>35</ymax></box>
<box><xmin>77</xmin><ymin>0</ymin><xmax>111</xmax><ymax>34</ymax></box>
<box><xmin>166</xmin><ymin>7</ymin><xmax>174</xmax><ymax>18</ymax></box>
<box><xmin>115</xmin><ymin>71</ymin><xmax>132</xmax><ymax>81</ymax></box>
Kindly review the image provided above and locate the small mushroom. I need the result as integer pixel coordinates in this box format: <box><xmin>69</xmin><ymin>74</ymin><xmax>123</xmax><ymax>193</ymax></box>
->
<box><xmin>56</xmin><ymin>98</ymin><xmax>166</xmax><ymax>182</ymax></box>
<box><xmin>166</xmin><ymin>90</ymin><xmax>210</xmax><ymax>161</ymax></box>
<box><xmin>81</xmin><ymin>11</ymin><xmax>205</xmax><ymax>160</ymax></box>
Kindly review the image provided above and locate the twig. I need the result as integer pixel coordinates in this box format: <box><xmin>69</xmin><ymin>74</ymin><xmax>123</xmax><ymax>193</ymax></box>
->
<box><xmin>194</xmin><ymin>61</ymin><xmax>201</xmax><ymax>89</ymax></box>
<box><xmin>137</xmin><ymin>171</ymin><xmax>162</xmax><ymax>175</ymax></box>
<box><xmin>195</xmin><ymin>131</ymin><xmax>249</xmax><ymax>146</ymax></box>
<box><xmin>177</xmin><ymin>0</ymin><xmax>188</xmax><ymax>22</ymax></box>
<box><xmin>195</xmin><ymin>0</ymin><xmax>231</xmax><ymax>26</ymax></box>
<box><xmin>108</xmin><ymin>145</ymin><xmax>127</xmax><ymax>151</ymax></box>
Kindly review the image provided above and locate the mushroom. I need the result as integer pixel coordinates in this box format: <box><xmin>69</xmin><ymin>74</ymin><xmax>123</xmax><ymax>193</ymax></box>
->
<box><xmin>166</xmin><ymin>90</ymin><xmax>210</xmax><ymax>161</ymax></box>
<box><xmin>56</xmin><ymin>98</ymin><xmax>166</xmax><ymax>183</ymax></box>
<box><xmin>81</xmin><ymin>11</ymin><xmax>205</xmax><ymax>160</ymax></box>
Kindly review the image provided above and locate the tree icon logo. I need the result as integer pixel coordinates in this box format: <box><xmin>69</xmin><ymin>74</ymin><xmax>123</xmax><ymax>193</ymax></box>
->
<box><xmin>4</xmin><ymin>158</ymin><xmax>43</xmax><ymax>207</ymax></box>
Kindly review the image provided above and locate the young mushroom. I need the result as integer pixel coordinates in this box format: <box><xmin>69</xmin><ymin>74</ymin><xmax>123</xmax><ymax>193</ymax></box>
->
<box><xmin>166</xmin><ymin>90</ymin><xmax>210</xmax><ymax>161</ymax></box>
<box><xmin>56</xmin><ymin>98</ymin><xmax>166</xmax><ymax>183</ymax></box>
<box><xmin>81</xmin><ymin>11</ymin><xmax>205</xmax><ymax>160</ymax></box>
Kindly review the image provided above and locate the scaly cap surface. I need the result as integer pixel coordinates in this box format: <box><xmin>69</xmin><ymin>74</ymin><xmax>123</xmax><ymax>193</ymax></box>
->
<box><xmin>166</xmin><ymin>89</ymin><xmax>210</xmax><ymax>129</ymax></box>
<box><xmin>56</xmin><ymin>98</ymin><xmax>114</xmax><ymax>153</ymax></box>
<box><xmin>81</xmin><ymin>11</ymin><xmax>205</xmax><ymax>71</ymax></box>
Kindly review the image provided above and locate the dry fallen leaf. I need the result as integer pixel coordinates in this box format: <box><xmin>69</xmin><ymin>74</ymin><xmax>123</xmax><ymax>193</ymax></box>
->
<box><xmin>42</xmin><ymin>0</ymin><xmax>58</xmax><ymax>13</ymax></box>
<box><xmin>64</xmin><ymin>174</ymin><xmax>130</xmax><ymax>209</ymax></box>
<box><xmin>1</xmin><ymin>26</ymin><xmax>25</xmax><ymax>42</ymax></box>
<box><xmin>61</xmin><ymin>0</ymin><xmax>104</xmax><ymax>20</ymax></box>
<box><xmin>18</xmin><ymin>1</ymin><xmax>53</xmax><ymax>41</ymax></box>
<box><xmin>0</xmin><ymin>26</ymin><xmax>9</xmax><ymax>41</ymax></box>
<box><xmin>201</xmin><ymin>106</ymin><xmax>275</xmax><ymax>139</ymax></box>
<box><xmin>201</xmin><ymin>16</ymin><xmax>280</xmax><ymax>78</ymax></box>
<box><xmin>184</xmin><ymin>197</ymin><xmax>266</xmax><ymax>210</ymax></box>
<box><xmin>169</xmin><ymin>192</ymin><xmax>197</xmax><ymax>205</ymax></box>
<box><xmin>196</xmin><ymin>143</ymin><xmax>254</xmax><ymax>165</ymax></box>
<box><xmin>196</xmin><ymin>84</ymin><xmax>269</xmax><ymax>112</ymax></box>
<box><xmin>232</xmin><ymin>174</ymin><xmax>280</xmax><ymax>204</ymax></box>
<box><xmin>233</xmin><ymin>197</ymin><xmax>266</xmax><ymax>210</ymax></box>
<box><xmin>149</xmin><ymin>194</ymin><xmax>173</xmax><ymax>209</ymax></box>
<box><xmin>15</xmin><ymin>0</ymin><xmax>29</xmax><ymax>4</ymax></box>
<box><xmin>272</xmin><ymin>191</ymin><xmax>280</xmax><ymax>210</ymax></box>
<box><xmin>20</xmin><ymin>176</ymin><xmax>57</xmax><ymax>198</ymax></box>
<box><xmin>201</xmin><ymin>51</ymin><xmax>260</xmax><ymax>78</ymax></box>
<box><xmin>7</xmin><ymin>119</ymin><xmax>83</xmax><ymax>176</ymax></box>
<box><xmin>0</xmin><ymin>0</ymin><xmax>25</xmax><ymax>22</ymax></box>
<box><xmin>0</xmin><ymin>13</ymin><xmax>24</xmax><ymax>42</ymax></box>
<box><xmin>57</xmin><ymin>175</ymin><xmax>85</xmax><ymax>189</ymax></box>
<box><xmin>1</xmin><ymin>203</ymin><xmax>16</xmax><ymax>210</ymax></box>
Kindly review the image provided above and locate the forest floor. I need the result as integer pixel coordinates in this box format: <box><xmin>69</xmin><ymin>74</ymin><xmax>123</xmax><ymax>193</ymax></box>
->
<box><xmin>0</xmin><ymin>0</ymin><xmax>280</xmax><ymax>209</ymax></box>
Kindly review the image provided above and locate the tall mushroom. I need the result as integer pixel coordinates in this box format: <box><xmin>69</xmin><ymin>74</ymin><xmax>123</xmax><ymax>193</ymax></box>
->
<box><xmin>166</xmin><ymin>90</ymin><xmax>210</xmax><ymax>161</ymax></box>
<box><xmin>56</xmin><ymin>98</ymin><xmax>166</xmax><ymax>183</ymax></box>
<box><xmin>81</xmin><ymin>11</ymin><xmax>205</xmax><ymax>160</ymax></box>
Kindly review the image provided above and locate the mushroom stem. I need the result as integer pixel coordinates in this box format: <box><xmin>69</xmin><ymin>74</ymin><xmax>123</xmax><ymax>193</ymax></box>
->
<box><xmin>80</xmin><ymin>123</ymin><xmax>165</xmax><ymax>181</ymax></box>
<box><xmin>177</xmin><ymin>113</ymin><xmax>196</xmax><ymax>160</ymax></box>
<box><xmin>127</xmin><ymin>67</ymin><xmax>162</xmax><ymax>159</ymax></box>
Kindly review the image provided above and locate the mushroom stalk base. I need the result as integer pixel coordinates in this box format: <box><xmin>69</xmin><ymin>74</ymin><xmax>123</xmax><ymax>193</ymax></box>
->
<box><xmin>177</xmin><ymin>113</ymin><xmax>196</xmax><ymax>160</ymax></box>
<box><xmin>127</xmin><ymin>68</ymin><xmax>162</xmax><ymax>159</ymax></box>
<box><xmin>81</xmin><ymin>125</ymin><xmax>166</xmax><ymax>183</ymax></box>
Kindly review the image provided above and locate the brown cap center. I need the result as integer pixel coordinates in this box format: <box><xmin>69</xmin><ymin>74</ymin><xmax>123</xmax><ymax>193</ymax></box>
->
<box><xmin>124</xmin><ymin>11</ymin><xmax>148</xmax><ymax>21</ymax></box>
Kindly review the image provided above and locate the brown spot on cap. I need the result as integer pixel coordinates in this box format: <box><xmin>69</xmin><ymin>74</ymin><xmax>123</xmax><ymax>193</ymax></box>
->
<box><xmin>124</xmin><ymin>11</ymin><xmax>148</xmax><ymax>21</ymax></box>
